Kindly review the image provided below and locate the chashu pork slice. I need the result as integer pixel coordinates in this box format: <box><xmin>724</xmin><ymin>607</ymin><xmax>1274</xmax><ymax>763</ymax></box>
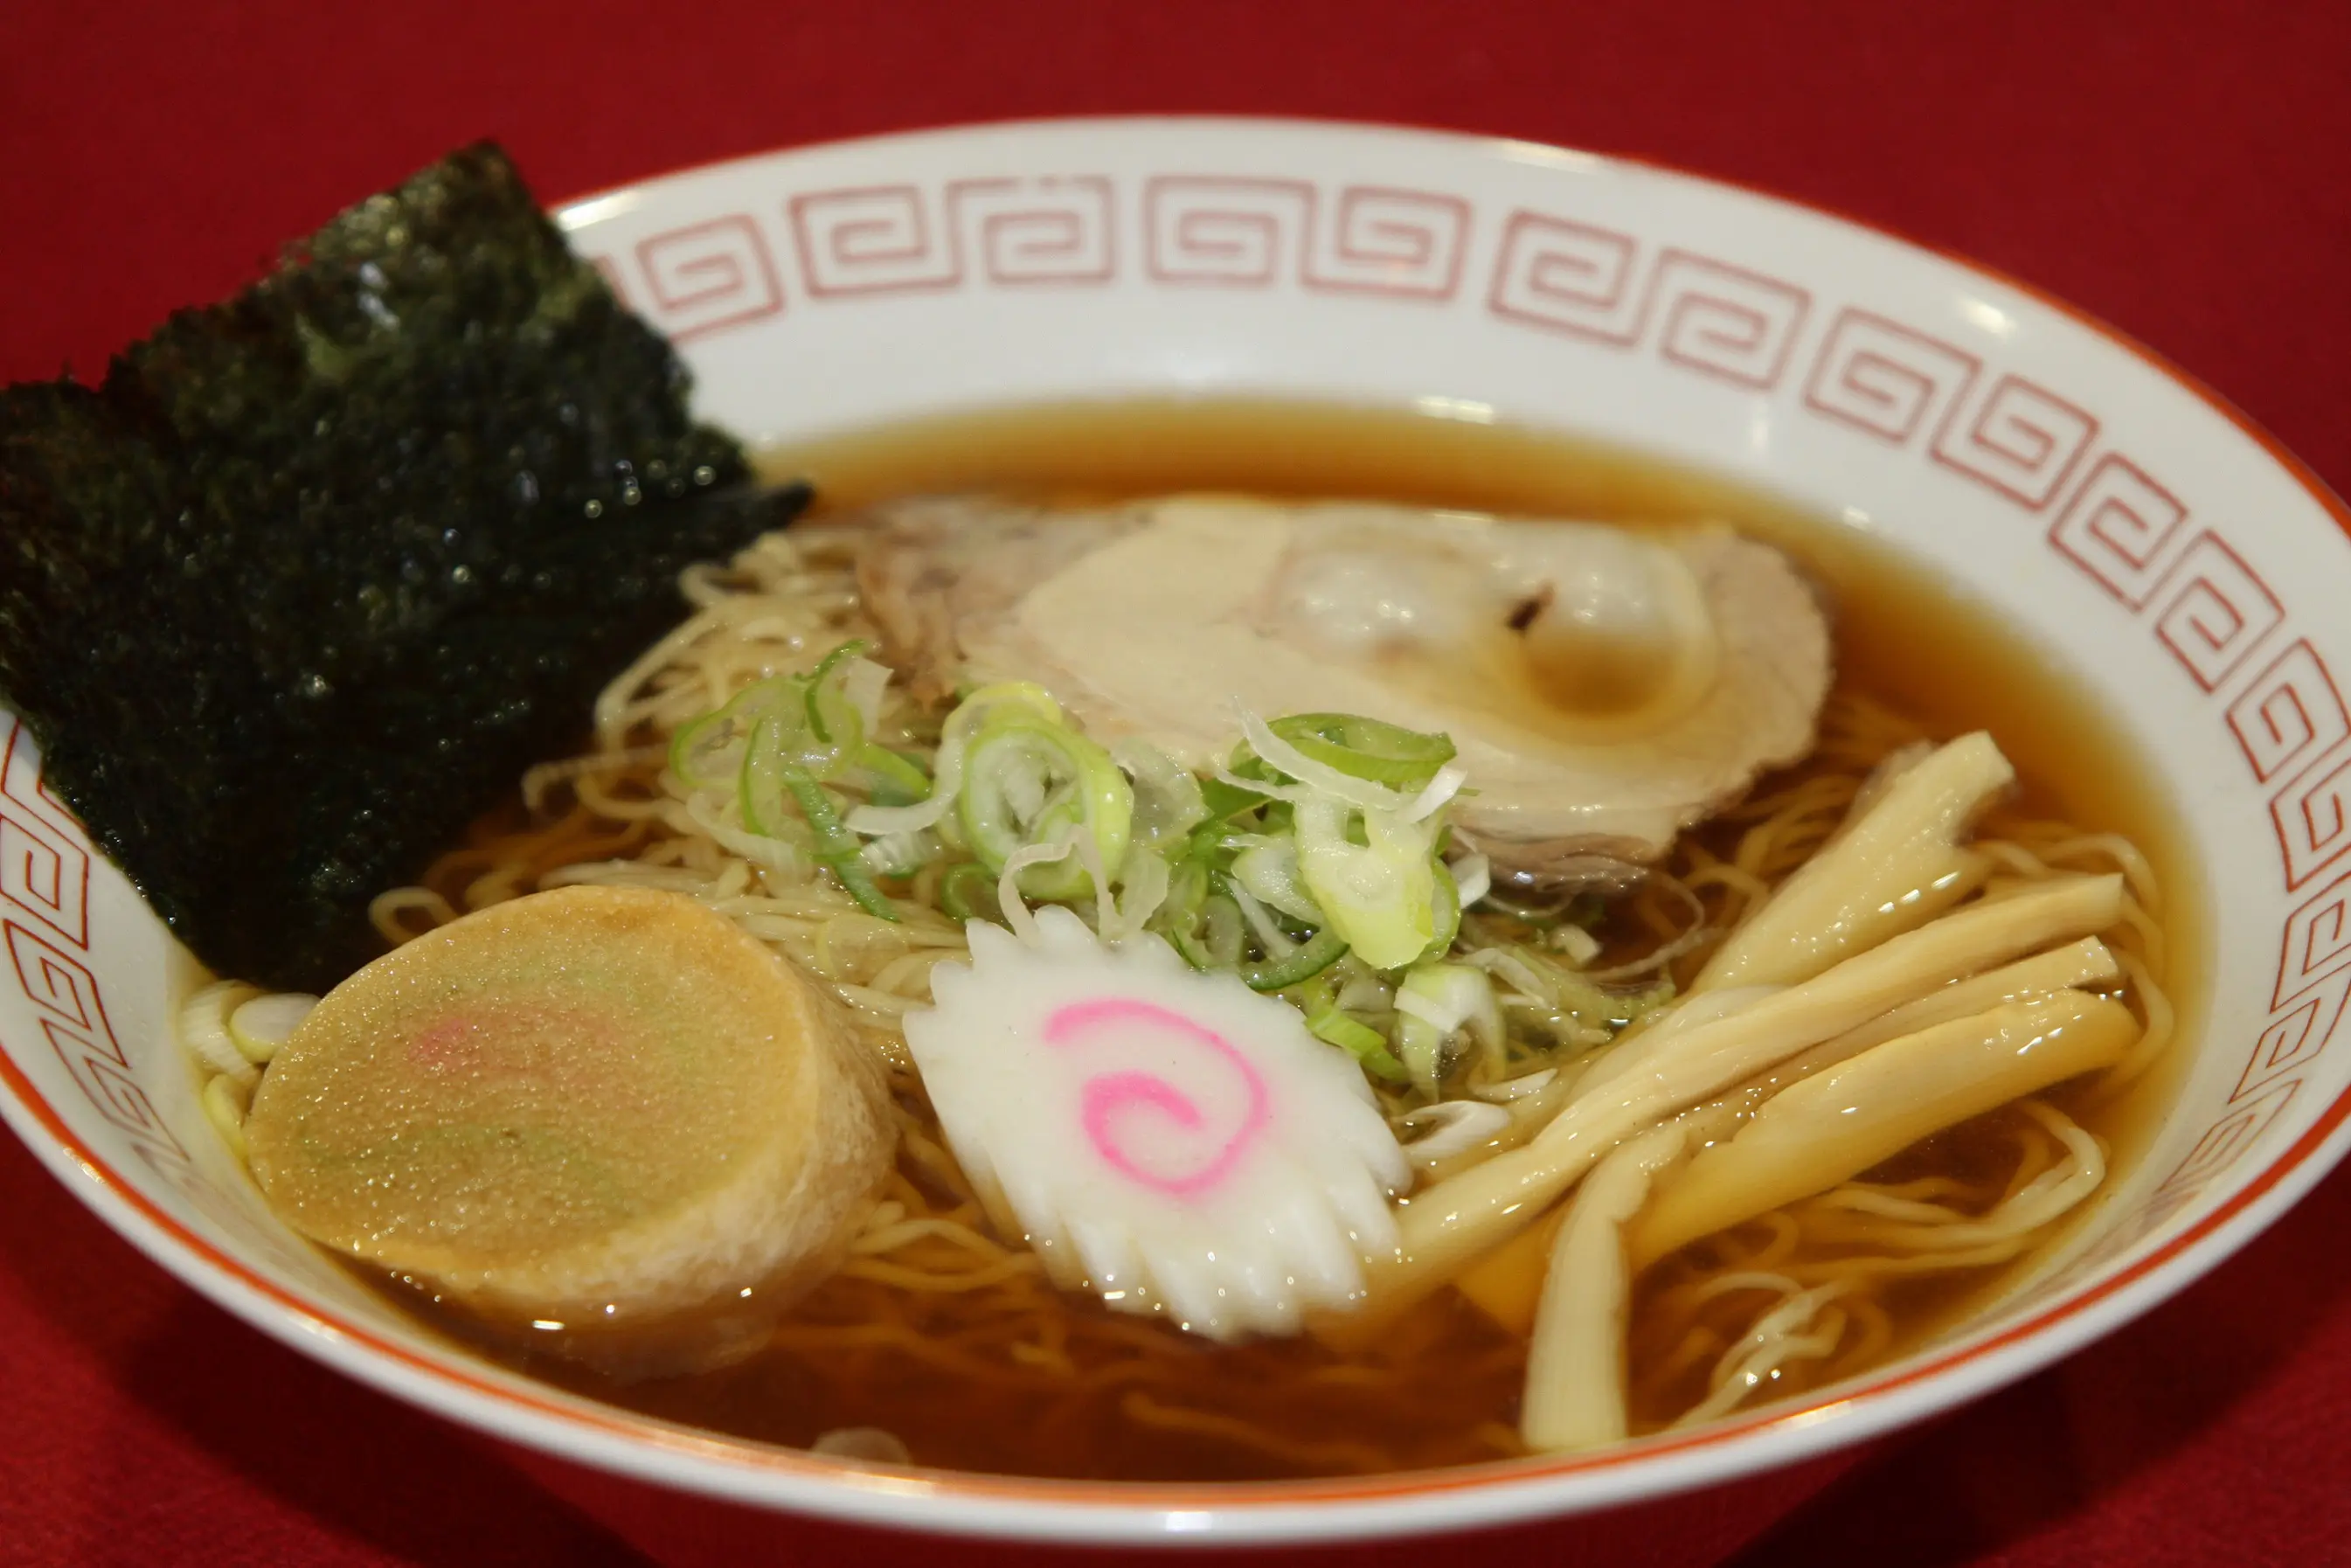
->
<box><xmin>244</xmin><ymin>885</ymin><xmax>893</xmax><ymax>1376</ymax></box>
<box><xmin>855</xmin><ymin>495</ymin><xmax>1832</xmax><ymax>861</ymax></box>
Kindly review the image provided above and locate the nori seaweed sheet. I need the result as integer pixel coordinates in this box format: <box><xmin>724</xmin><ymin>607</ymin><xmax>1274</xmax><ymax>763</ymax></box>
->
<box><xmin>0</xmin><ymin>142</ymin><xmax>807</xmax><ymax>991</ymax></box>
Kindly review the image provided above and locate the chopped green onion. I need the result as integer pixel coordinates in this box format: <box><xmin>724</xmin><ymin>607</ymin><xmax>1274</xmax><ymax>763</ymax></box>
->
<box><xmin>796</xmin><ymin>783</ymin><xmax>898</xmax><ymax>920</ymax></box>
<box><xmin>1157</xmin><ymin>856</ymin><xmax>1210</xmax><ymax>925</ymax></box>
<box><xmin>676</xmin><ymin>640</ymin><xmax>886</xmax><ymax>792</ymax></box>
<box><xmin>802</xmin><ymin>638</ymin><xmax>872</xmax><ymax>760</ymax></box>
<box><xmin>676</xmin><ymin>655</ymin><xmax>871</xmax><ymax>799</ymax></box>
<box><xmin>959</xmin><ymin>718</ymin><xmax>1133</xmax><ymax>902</ymax></box>
<box><xmin>857</xmin><ymin>743</ymin><xmax>931</xmax><ymax>805</ymax></box>
<box><xmin>803</xmin><ymin>640</ymin><xmax>869</xmax><ymax>736</ymax></box>
<box><xmin>1307</xmin><ymin>1006</ymin><xmax>1409</xmax><ymax>1084</ymax></box>
<box><xmin>1395</xmin><ymin>962</ymin><xmax>1504</xmax><ymax>1093</ymax></box>
<box><xmin>858</xmin><ymin>829</ymin><xmax>940</xmax><ymax>879</ymax></box>
<box><xmin>1423</xmin><ymin>855</ymin><xmax>1461</xmax><ymax>961</ymax></box>
<box><xmin>1171</xmin><ymin>892</ymin><xmax>1246</xmax><ymax>970</ymax></box>
<box><xmin>1450</xmin><ymin>852</ymin><xmax>1491</xmax><ymax>911</ymax></box>
<box><xmin>843</xmin><ymin>680</ymin><xmax>1065</xmax><ymax>838</ymax></box>
<box><xmin>1231</xmin><ymin>834</ymin><xmax>1325</xmax><ymax>925</ymax></box>
<box><xmin>1113</xmin><ymin>736</ymin><xmax>1210</xmax><ymax>853</ymax></box>
<box><xmin>961</xmin><ymin>681</ymin><xmax>1063</xmax><ymax>727</ymax></box>
<box><xmin>1200</xmin><ymin>770</ymin><xmax>1280</xmax><ymax>814</ymax></box>
<box><xmin>940</xmin><ymin>862</ymin><xmax>1002</xmax><ymax>925</ymax></box>
<box><xmin>669</xmin><ymin>677</ymin><xmax>786</xmax><ymax>787</ymax></box>
<box><xmin>1224</xmin><ymin>877</ymin><xmax>1299</xmax><ymax>959</ymax></box>
<box><xmin>839</xmin><ymin>656</ymin><xmax>891</xmax><ymax>735</ymax></box>
<box><xmin>1242</xmin><ymin>926</ymin><xmax>1349</xmax><ymax>992</ymax></box>
<box><xmin>1293</xmin><ymin>795</ymin><xmax>1440</xmax><ymax>970</ymax></box>
<box><xmin>1202</xmin><ymin>894</ymin><xmax>1245</xmax><ymax>967</ymax></box>
<box><xmin>1328</xmin><ymin>959</ymin><xmax>1395</xmax><ymax>1016</ymax></box>
<box><xmin>1267</xmin><ymin>712</ymin><xmax>1458</xmax><ymax>789</ymax></box>
<box><xmin>1106</xmin><ymin>846</ymin><xmax>1173</xmax><ymax>945</ymax></box>
<box><xmin>743</xmin><ymin>711</ymin><xmax>898</xmax><ymax>921</ymax></box>
<box><xmin>1238</xmin><ymin>708</ymin><xmax>1419</xmax><ymax>815</ymax></box>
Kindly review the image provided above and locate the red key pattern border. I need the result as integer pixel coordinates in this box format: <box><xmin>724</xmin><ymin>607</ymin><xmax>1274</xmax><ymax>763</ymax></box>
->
<box><xmin>4</xmin><ymin>167</ymin><xmax>2348</xmax><ymax>1480</ymax></box>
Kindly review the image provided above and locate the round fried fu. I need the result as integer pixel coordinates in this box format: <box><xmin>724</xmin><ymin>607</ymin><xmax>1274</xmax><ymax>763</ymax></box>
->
<box><xmin>245</xmin><ymin>885</ymin><xmax>893</xmax><ymax>1375</ymax></box>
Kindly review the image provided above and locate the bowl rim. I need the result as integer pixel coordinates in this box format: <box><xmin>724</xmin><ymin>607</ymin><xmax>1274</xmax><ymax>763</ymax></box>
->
<box><xmin>8</xmin><ymin>112</ymin><xmax>2351</xmax><ymax>1541</ymax></box>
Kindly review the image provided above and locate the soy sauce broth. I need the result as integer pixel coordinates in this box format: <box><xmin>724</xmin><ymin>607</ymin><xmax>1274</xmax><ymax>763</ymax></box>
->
<box><xmin>468</xmin><ymin>399</ymin><xmax>2202</xmax><ymax>1479</ymax></box>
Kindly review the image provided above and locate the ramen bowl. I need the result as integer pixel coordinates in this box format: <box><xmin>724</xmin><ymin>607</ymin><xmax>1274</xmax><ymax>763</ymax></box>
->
<box><xmin>3</xmin><ymin>117</ymin><xmax>2348</xmax><ymax>1545</ymax></box>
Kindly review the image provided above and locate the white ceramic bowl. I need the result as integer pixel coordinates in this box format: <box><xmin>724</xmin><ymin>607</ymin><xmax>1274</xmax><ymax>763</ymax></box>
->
<box><xmin>5</xmin><ymin>116</ymin><xmax>2349</xmax><ymax>1545</ymax></box>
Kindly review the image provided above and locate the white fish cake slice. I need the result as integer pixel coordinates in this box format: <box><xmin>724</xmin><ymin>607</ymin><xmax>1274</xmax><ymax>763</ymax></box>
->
<box><xmin>908</xmin><ymin>907</ymin><xmax>1410</xmax><ymax>1343</ymax></box>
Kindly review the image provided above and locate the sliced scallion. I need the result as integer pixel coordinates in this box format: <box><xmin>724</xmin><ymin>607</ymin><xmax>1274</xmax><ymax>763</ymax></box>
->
<box><xmin>857</xmin><ymin>744</ymin><xmax>931</xmax><ymax>805</ymax></box>
<box><xmin>1231</xmin><ymin>834</ymin><xmax>1325</xmax><ymax>926</ymax></box>
<box><xmin>959</xmin><ymin>718</ymin><xmax>1133</xmax><ymax>902</ymax></box>
<box><xmin>940</xmin><ymin>862</ymin><xmax>1002</xmax><ymax>925</ymax></box>
<box><xmin>1307</xmin><ymin>1006</ymin><xmax>1409</xmax><ymax>1083</ymax></box>
<box><xmin>743</xmin><ymin>711</ymin><xmax>898</xmax><ymax>920</ymax></box>
<box><xmin>796</xmin><ymin>639</ymin><xmax>872</xmax><ymax>776</ymax></box>
<box><xmin>669</xmin><ymin>677</ymin><xmax>785</xmax><ymax>788</ymax></box>
<box><xmin>843</xmin><ymin>680</ymin><xmax>1063</xmax><ymax>838</ymax></box>
<box><xmin>1293</xmin><ymin>795</ymin><xmax>1440</xmax><ymax>970</ymax></box>
<box><xmin>1113</xmin><ymin>736</ymin><xmax>1210</xmax><ymax>853</ymax></box>
<box><xmin>1267</xmin><ymin>712</ymin><xmax>1457</xmax><ymax>789</ymax></box>
<box><xmin>1242</xmin><ymin>926</ymin><xmax>1349</xmax><ymax>992</ymax></box>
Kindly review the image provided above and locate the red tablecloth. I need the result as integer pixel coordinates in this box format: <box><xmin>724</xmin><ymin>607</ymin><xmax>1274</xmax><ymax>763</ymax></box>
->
<box><xmin>5</xmin><ymin>3</ymin><xmax>2349</xmax><ymax>1563</ymax></box>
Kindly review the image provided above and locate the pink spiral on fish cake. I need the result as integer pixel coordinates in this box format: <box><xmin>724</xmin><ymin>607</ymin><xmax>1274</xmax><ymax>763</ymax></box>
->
<box><xmin>1044</xmin><ymin>997</ymin><xmax>1271</xmax><ymax>1199</ymax></box>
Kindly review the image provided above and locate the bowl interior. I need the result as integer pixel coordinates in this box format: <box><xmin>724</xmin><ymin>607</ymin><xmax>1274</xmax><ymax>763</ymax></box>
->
<box><xmin>4</xmin><ymin>116</ymin><xmax>2350</xmax><ymax>1543</ymax></box>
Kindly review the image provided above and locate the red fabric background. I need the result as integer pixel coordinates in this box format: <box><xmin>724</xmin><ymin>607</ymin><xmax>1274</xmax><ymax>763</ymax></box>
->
<box><xmin>3</xmin><ymin>3</ymin><xmax>2348</xmax><ymax>1563</ymax></box>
